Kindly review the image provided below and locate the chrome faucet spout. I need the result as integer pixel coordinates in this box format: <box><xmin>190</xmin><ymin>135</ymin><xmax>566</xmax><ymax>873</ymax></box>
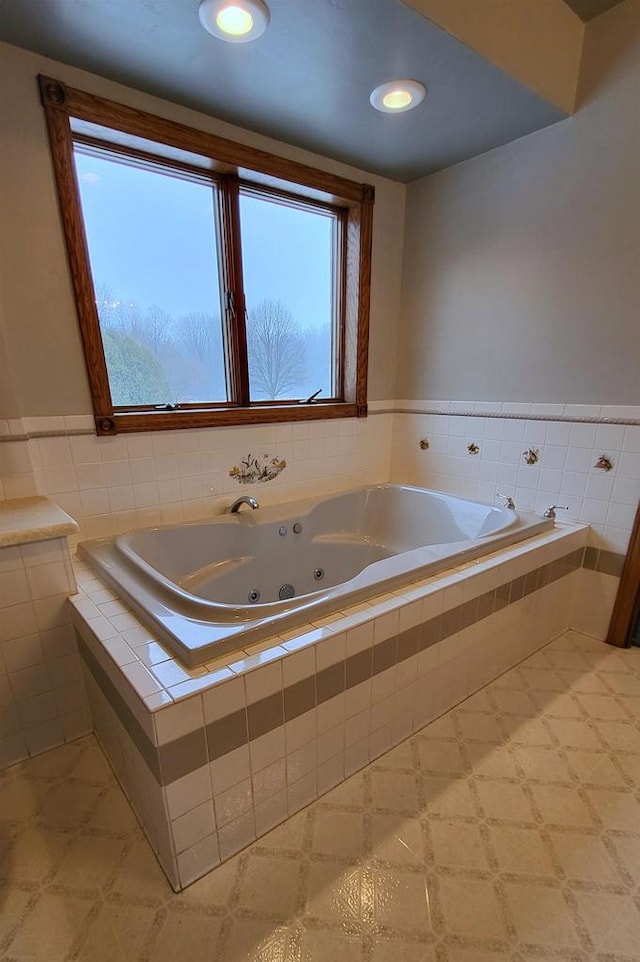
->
<box><xmin>229</xmin><ymin>496</ymin><xmax>259</xmax><ymax>513</ymax></box>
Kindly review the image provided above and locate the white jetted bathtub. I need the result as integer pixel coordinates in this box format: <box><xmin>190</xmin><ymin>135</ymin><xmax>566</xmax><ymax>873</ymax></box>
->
<box><xmin>79</xmin><ymin>484</ymin><xmax>551</xmax><ymax>666</ymax></box>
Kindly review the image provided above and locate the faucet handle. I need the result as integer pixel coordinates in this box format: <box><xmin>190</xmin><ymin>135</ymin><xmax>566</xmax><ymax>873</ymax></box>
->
<box><xmin>543</xmin><ymin>504</ymin><xmax>569</xmax><ymax>519</ymax></box>
<box><xmin>496</xmin><ymin>492</ymin><xmax>516</xmax><ymax>510</ymax></box>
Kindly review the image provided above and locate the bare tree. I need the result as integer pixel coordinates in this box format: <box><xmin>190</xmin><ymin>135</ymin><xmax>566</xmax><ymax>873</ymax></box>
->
<box><xmin>246</xmin><ymin>299</ymin><xmax>307</xmax><ymax>399</ymax></box>
<box><xmin>142</xmin><ymin>304</ymin><xmax>172</xmax><ymax>357</ymax></box>
<box><xmin>178</xmin><ymin>312</ymin><xmax>217</xmax><ymax>362</ymax></box>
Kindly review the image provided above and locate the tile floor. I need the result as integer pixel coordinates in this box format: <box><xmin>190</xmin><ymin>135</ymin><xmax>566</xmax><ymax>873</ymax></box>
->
<box><xmin>2</xmin><ymin>629</ymin><xmax>640</xmax><ymax>961</ymax></box>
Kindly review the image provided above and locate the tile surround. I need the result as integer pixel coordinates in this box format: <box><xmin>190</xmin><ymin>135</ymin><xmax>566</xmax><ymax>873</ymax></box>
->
<box><xmin>73</xmin><ymin>522</ymin><xmax>588</xmax><ymax>888</ymax></box>
<box><xmin>0</xmin><ymin>537</ymin><xmax>91</xmax><ymax>769</ymax></box>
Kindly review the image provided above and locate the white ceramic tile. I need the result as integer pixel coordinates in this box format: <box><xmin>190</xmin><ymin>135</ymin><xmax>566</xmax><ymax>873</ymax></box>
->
<box><xmin>243</xmin><ymin>662</ymin><xmax>282</xmax><ymax>703</ymax></box>
<box><xmin>155</xmin><ymin>696</ymin><xmax>205</xmax><ymax>745</ymax></box>
<box><xmin>165</xmin><ymin>765</ymin><xmax>212</xmax><ymax>820</ymax></box>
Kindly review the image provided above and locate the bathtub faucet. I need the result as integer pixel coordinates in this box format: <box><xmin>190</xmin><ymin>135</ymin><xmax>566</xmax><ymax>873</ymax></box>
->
<box><xmin>229</xmin><ymin>496</ymin><xmax>260</xmax><ymax>513</ymax></box>
<box><xmin>496</xmin><ymin>493</ymin><xmax>516</xmax><ymax>510</ymax></box>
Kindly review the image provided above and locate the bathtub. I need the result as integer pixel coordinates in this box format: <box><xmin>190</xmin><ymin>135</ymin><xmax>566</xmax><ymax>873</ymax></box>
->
<box><xmin>79</xmin><ymin>484</ymin><xmax>552</xmax><ymax>667</ymax></box>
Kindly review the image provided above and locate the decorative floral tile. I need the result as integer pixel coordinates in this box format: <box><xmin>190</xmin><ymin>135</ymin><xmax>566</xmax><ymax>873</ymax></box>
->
<box><xmin>229</xmin><ymin>452</ymin><xmax>287</xmax><ymax>485</ymax></box>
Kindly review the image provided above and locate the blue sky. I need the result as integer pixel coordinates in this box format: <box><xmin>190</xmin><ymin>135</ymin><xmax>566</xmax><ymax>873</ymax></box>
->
<box><xmin>74</xmin><ymin>150</ymin><xmax>334</xmax><ymax>331</ymax></box>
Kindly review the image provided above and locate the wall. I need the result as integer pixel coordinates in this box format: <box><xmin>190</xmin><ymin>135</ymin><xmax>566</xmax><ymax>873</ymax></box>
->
<box><xmin>397</xmin><ymin>0</ymin><xmax>640</xmax><ymax>405</ymax></box>
<box><xmin>405</xmin><ymin>0</ymin><xmax>583</xmax><ymax>113</ymax></box>
<box><xmin>393</xmin><ymin>2</ymin><xmax>640</xmax><ymax>642</ymax></box>
<box><xmin>0</xmin><ymin>537</ymin><xmax>91</xmax><ymax>768</ymax></box>
<box><xmin>0</xmin><ymin>42</ymin><xmax>405</xmax><ymax>416</ymax></box>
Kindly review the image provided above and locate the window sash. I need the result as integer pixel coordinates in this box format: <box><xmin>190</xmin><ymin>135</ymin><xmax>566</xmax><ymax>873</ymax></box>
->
<box><xmin>39</xmin><ymin>74</ymin><xmax>373</xmax><ymax>435</ymax></box>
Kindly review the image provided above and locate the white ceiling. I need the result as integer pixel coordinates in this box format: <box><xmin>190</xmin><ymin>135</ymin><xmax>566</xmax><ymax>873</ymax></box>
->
<box><xmin>0</xmin><ymin>0</ymin><xmax>567</xmax><ymax>182</ymax></box>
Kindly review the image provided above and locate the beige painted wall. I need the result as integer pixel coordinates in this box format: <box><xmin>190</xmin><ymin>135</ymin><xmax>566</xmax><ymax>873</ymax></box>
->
<box><xmin>397</xmin><ymin>1</ymin><xmax>640</xmax><ymax>404</ymax></box>
<box><xmin>405</xmin><ymin>0</ymin><xmax>584</xmax><ymax>113</ymax></box>
<box><xmin>0</xmin><ymin>43</ymin><xmax>405</xmax><ymax>417</ymax></box>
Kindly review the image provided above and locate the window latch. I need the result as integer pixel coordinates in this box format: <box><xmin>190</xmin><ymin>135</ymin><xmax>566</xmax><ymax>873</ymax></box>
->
<box><xmin>155</xmin><ymin>403</ymin><xmax>180</xmax><ymax>411</ymax></box>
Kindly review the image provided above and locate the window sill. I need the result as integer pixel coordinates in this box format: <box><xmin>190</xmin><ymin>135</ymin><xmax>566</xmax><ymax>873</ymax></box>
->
<box><xmin>95</xmin><ymin>402</ymin><xmax>367</xmax><ymax>435</ymax></box>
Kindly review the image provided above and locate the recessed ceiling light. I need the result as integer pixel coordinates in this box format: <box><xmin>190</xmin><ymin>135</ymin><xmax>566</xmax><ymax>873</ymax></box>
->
<box><xmin>370</xmin><ymin>80</ymin><xmax>427</xmax><ymax>113</ymax></box>
<box><xmin>198</xmin><ymin>0</ymin><xmax>270</xmax><ymax>43</ymax></box>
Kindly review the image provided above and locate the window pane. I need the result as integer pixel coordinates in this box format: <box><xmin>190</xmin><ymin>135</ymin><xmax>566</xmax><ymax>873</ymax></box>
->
<box><xmin>239</xmin><ymin>191</ymin><xmax>337</xmax><ymax>402</ymax></box>
<box><xmin>74</xmin><ymin>149</ymin><xmax>228</xmax><ymax>406</ymax></box>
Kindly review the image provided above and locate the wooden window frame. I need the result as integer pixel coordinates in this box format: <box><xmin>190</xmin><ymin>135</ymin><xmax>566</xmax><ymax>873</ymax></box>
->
<box><xmin>39</xmin><ymin>75</ymin><xmax>373</xmax><ymax>436</ymax></box>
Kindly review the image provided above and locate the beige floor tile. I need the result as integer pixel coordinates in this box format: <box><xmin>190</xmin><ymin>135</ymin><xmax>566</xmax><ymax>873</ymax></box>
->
<box><xmin>38</xmin><ymin>781</ymin><xmax>104</xmax><ymax>828</ymax></box>
<box><xmin>487</xmin><ymin>825</ymin><xmax>554</xmax><ymax>877</ymax></box>
<box><xmin>370</xmin><ymin>937</ymin><xmax>436</xmax><ymax>962</ymax></box>
<box><xmin>438</xmin><ymin>876</ymin><xmax>507</xmax><ymax>940</ymax></box>
<box><xmin>89</xmin><ymin>786</ymin><xmax>141</xmax><ymax>836</ymax></box>
<box><xmin>571</xmin><ymin>890</ymin><xmax>640</xmax><ymax>953</ymax></box>
<box><xmin>518</xmin><ymin>668</ymin><xmax>566</xmax><ymax>692</ymax></box>
<box><xmin>502</xmin><ymin>882</ymin><xmax>581</xmax><ymax>948</ymax></box>
<box><xmin>499</xmin><ymin>716</ymin><xmax>554</xmax><ymax>747</ymax></box>
<box><xmin>51</xmin><ymin>835</ymin><xmax>130</xmax><ymax>891</ymax></box>
<box><xmin>255</xmin><ymin>808</ymin><xmax>308</xmax><ymax>853</ymax></box>
<box><xmin>488</xmin><ymin>687</ymin><xmax>538</xmax><ymax>716</ymax></box>
<box><xmin>13</xmin><ymin>739</ymin><xmax>85</xmax><ymax>779</ymax></box>
<box><xmin>0</xmin><ymin>884</ymin><xmax>35</xmax><ymax>944</ymax></box>
<box><xmin>575</xmin><ymin>692</ymin><xmax>630</xmax><ymax>721</ymax></box>
<box><xmin>108</xmin><ymin>839</ymin><xmax>172</xmax><ymax>902</ymax></box>
<box><xmin>322</xmin><ymin>772</ymin><xmax>366</xmax><ymax>809</ymax></box>
<box><xmin>370</xmin><ymin>770</ymin><xmax>420</xmax><ymax>813</ymax></box>
<box><xmin>73</xmin><ymin>899</ymin><xmax>157</xmax><ymax>961</ymax></box>
<box><xmin>489</xmin><ymin>668</ymin><xmax>526</xmax><ymax>690</ymax></box>
<box><xmin>544</xmin><ymin>718</ymin><xmax>603</xmax><ymax>750</ymax></box>
<box><xmin>608</xmin><ymin>835</ymin><xmax>640</xmax><ymax>885</ymax></box>
<box><xmin>591</xmin><ymin>718</ymin><xmax>640</xmax><ymax>752</ymax></box>
<box><xmin>444</xmin><ymin>949</ymin><xmax>512</xmax><ymax>962</ymax></box>
<box><xmin>304</xmin><ymin>862</ymin><xmax>366</xmax><ymax>924</ymax></box>
<box><xmin>464</xmin><ymin>743</ymin><xmax>521</xmax><ymax>780</ymax></box>
<box><xmin>557</xmin><ymin>668</ymin><xmax>611</xmax><ymax>693</ymax></box>
<box><xmin>174</xmin><ymin>855</ymin><xmax>241</xmax><ymax>908</ymax></box>
<box><xmin>374</xmin><ymin>740</ymin><xmax>414</xmax><ymax>770</ymax></box>
<box><xmin>417</xmin><ymin>738</ymin><xmax>467</xmax><ymax>775</ymax></box>
<box><xmin>617</xmin><ymin>693</ymin><xmax>640</xmax><ymax>718</ymax></box>
<box><xmin>300</xmin><ymin>928</ymin><xmax>366</xmax><ymax>962</ymax></box>
<box><xmin>422</xmin><ymin>774</ymin><xmax>477</xmax><ymax>819</ymax></box>
<box><xmin>237</xmin><ymin>853</ymin><xmax>303</xmax><ymax>916</ymax></box>
<box><xmin>429</xmin><ymin>821</ymin><xmax>489</xmax><ymax>871</ymax></box>
<box><xmin>417</xmin><ymin>714</ymin><xmax>458</xmax><ymax>740</ymax></box>
<box><xmin>529</xmin><ymin>784</ymin><xmax>595</xmax><ymax>829</ymax></box>
<box><xmin>456</xmin><ymin>688</ymin><xmax>494</xmax><ymax>713</ymax></box>
<box><xmin>218</xmin><ymin>917</ymin><xmax>295</xmax><ymax>962</ymax></box>
<box><xmin>5</xmin><ymin>891</ymin><xmax>93</xmax><ymax>961</ymax></box>
<box><xmin>455</xmin><ymin>712</ymin><xmax>504</xmax><ymax>745</ymax></box>
<box><xmin>585</xmin><ymin>787</ymin><xmax>640</xmax><ymax>832</ymax></box>
<box><xmin>475</xmin><ymin>780</ymin><xmax>534</xmax><ymax>823</ymax></box>
<box><xmin>548</xmin><ymin>830</ymin><xmax>622</xmax><ymax>884</ymax></box>
<box><xmin>145</xmin><ymin>908</ymin><xmax>225</xmax><ymax>962</ymax></box>
<box><xmin>613</xmin><ymin>750</ymin><xmax>640</xmax><ymax>786</ymax></box>
<box><xmin>0</xmin><ymin>776</ymin><xmax>48</xmax><ymax>821</ymax></box>
<box><xmin>530</xmin><ymin>691</ymin><xmax>583</xmax><ymax>718</ymax></box>
<box><xmin>369</xmin><ymin>813</ymin><xmax>424</xmax><ymax>867</ymax></box>
<box><xmin>564</xmin><ymin>749</ymin><xmax>628</xmax><ymax>788</ymax></box>
<box><xmin>68</xmin><ymin>742</ymin><xmax>115</xmax><ymax>783</ymax></box>
<box><xmin>511</xmin><ymin>746</ymin><xmax>573</xmax><ymax>782</ymax></box>
<box><xmin>0</xmin><ymin>826</ymin><xmax>70</xmax><ymax>884</ymax></box>
<box><xmin>312</xmin><ymin>807</ymin><xmax>366</xmax><ymax>860</ymax></box>
<box><xmin>602</xmin><ymin>672</ymin><xmax>640</xmax><ymax>696</ymax></box>
<box><xmin>372</xmin><ymin>866</ymin><xmax>434</xmax><ymax>933</ymax></box>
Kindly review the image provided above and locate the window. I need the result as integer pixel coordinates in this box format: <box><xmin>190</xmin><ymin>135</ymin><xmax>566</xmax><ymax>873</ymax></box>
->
<box><xmin>39</xmin><ymin>75</ymin><xmax>373</xmax><ymax>435</ymax></box>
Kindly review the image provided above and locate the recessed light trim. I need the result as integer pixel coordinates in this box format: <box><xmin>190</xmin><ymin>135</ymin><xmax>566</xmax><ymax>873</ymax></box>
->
<box><xmin>198</xmin><ymin>0</ymin><xmax>270</xmax><ymax>43</ymax></box>
<box><xmin>370</xmin><ymin>79</ymin><xmax>426</xmax><ymax>113</ymax></box>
